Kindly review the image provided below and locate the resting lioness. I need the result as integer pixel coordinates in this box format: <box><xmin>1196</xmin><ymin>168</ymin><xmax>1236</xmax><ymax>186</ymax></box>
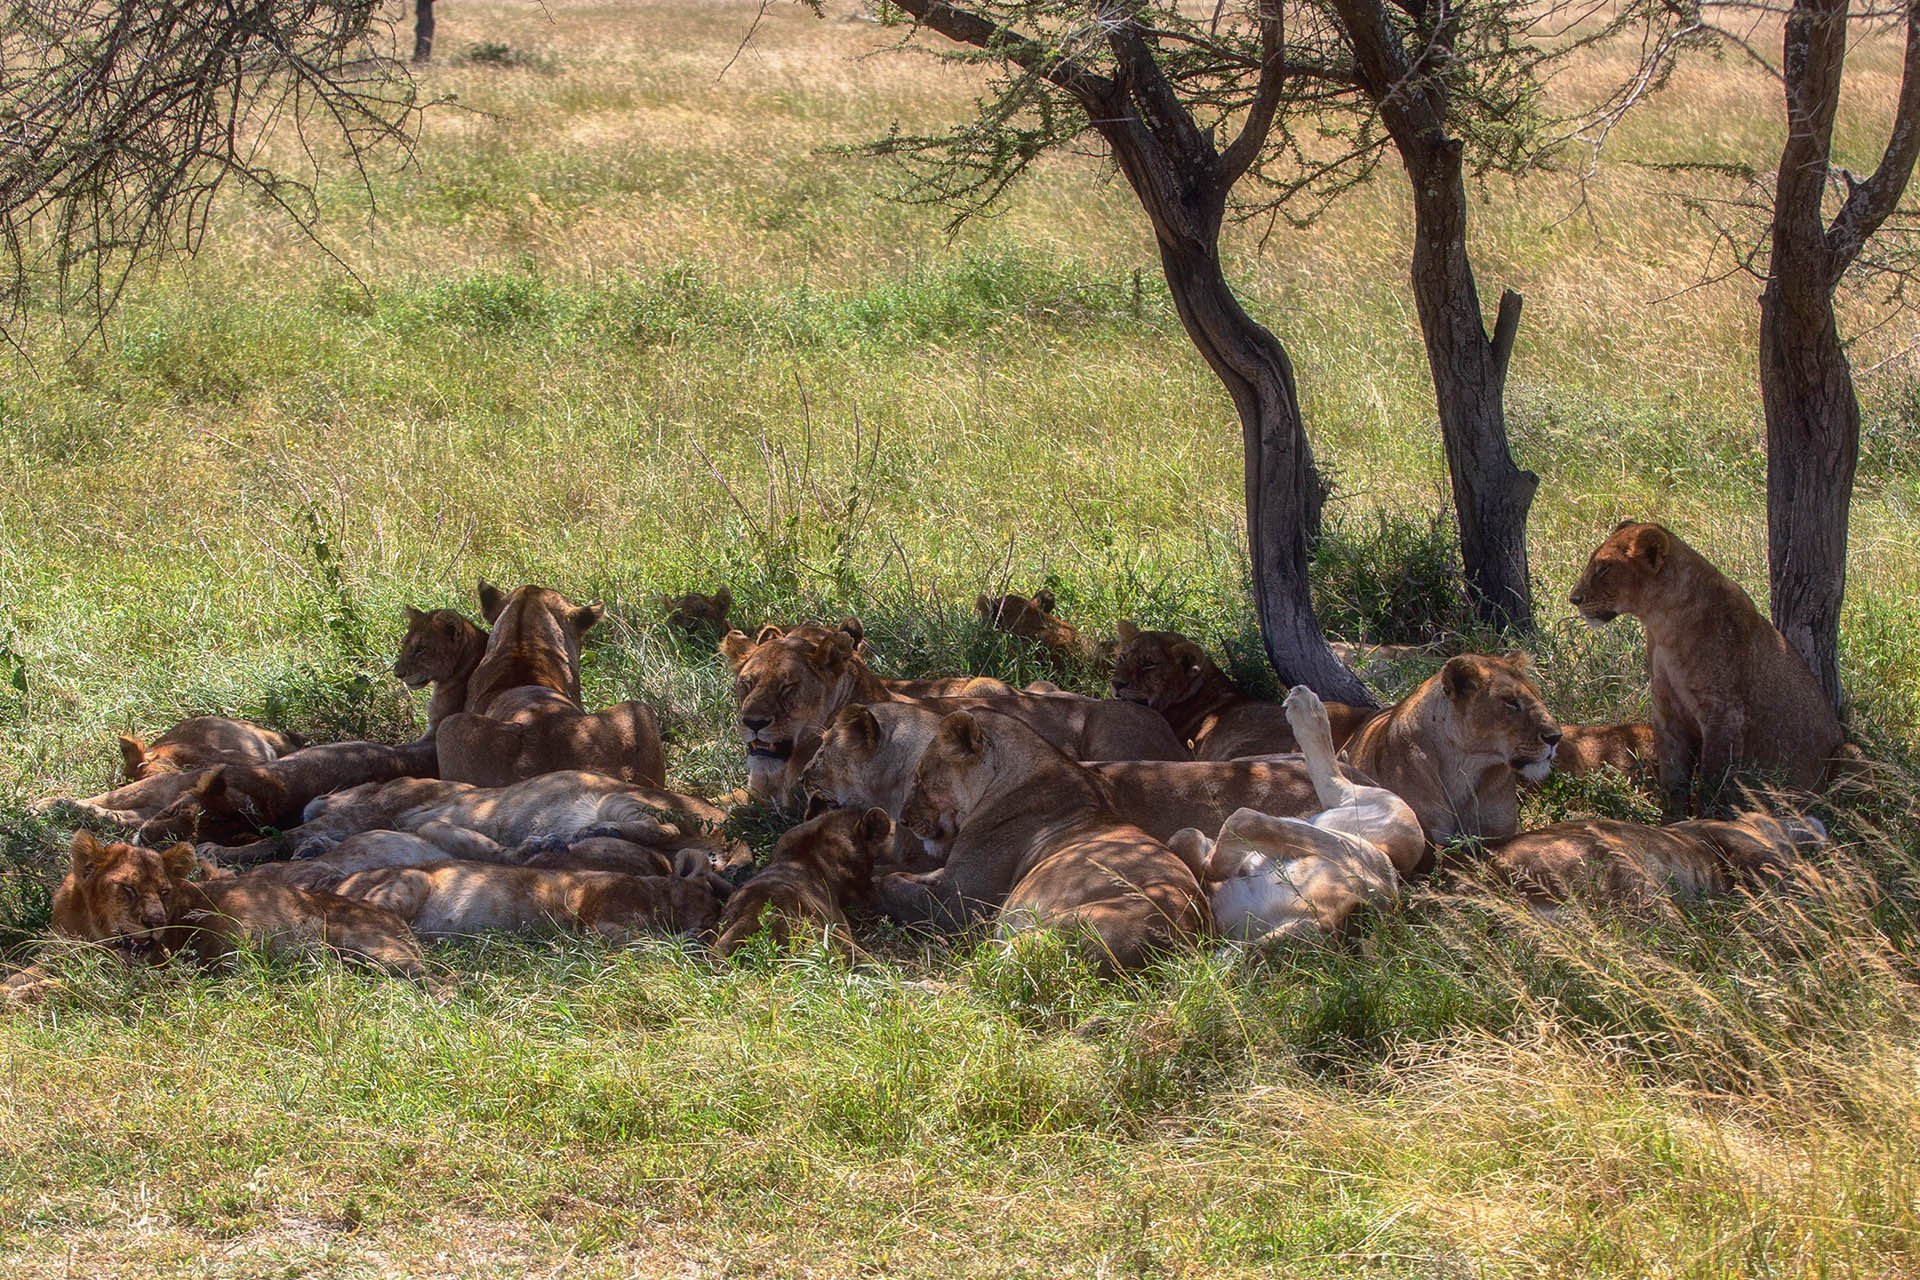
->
<box><xmin>722</xmin><ymin>626</ymin><xmax>1187</xmax><ymax>808</ymax></box>
<box><xmin>892</xmin><ymin>710</ymin><xmax>1209</xmax><ymax>973</ymax></box>
<box><xmin>119</xmin><ymin>716</ymin><xmax>302</xmax><ymax>782</ymax></box>
<box><xmin>1484</xmin><ymin>812</ymin><xmax>1828</xmax><ymax>914</ymax></box>
<box><xmin>246</xmin><ymin>830</ymin><xmax>457</xmax><ymax>893</ymax></box>
<box><xmin>661</xmin><ymin>586</ymin><xmax>733</xmax><ymax>642</ymax></box>
<box><xmin>436</xmin><ymin>581</ymin><xmax>666</xmax><ymax>788</ymax></box>
<box><xmin>713</xmin><ymin>807</ymin><xmax>891</xmax><ymax>959</ymax></box>
<box><xmin>976</xmin><ymin>590</ymin><xmax>1102</xmax><ymax>676</ymax></box>
<box><xmin>1552</xmin><ymin>722</ymin><xmax>1656</xmax><ymax>779</ymax></box>
<box><xmin>336</xmin><ymin>848</ymin><xmax>724</xmax><ymax>944</ymax></box>
<box><xmin>394</xmin><ymin>606</ymin><xmax>489</xmax><ymax>734</ymax></box>
<box><xmin>134</xmin><ymin>739</ymin><xmax>440</xmax><ymax>848</ymax></box>
<box><xmin>1342</xmin><ymin>653</ymin><xmax>1561</xmax><ymax>845</ymax></box>
<box><xmin>33</xmin><ymin>832</ymin><xmax>425</xmax><ymax>979</ymax></box>
<box><xmin>804</xmin><ymin>701</ymin><xmax>1386</xmax><ymax>859</ymax></box>
<box><xmin>754</xmin><ymin>619</ymin><xmax>1011</xmax><ymax>699</ymax></box>
<box><xmin>1110</xmin><ymin>622</ymin><xmax>1374</xmax><ymax>758</ymax></box>
<box><xmin>392</xmin><ymin>770</ymin><xmax>729</xmax><ymax>863</ymax></box>
<box><xmin>1568</xmin><ymin>521</ymin><xmax>1850</xmax><ymax>818</ymax></box>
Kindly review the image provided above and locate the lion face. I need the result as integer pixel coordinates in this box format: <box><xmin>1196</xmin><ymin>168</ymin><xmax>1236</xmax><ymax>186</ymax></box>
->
<box><xmin>1108</xmin><ymin>623</ymin><xmax>1213</xmax><ymax>712</ymax></box>
<box><xmin>771</xmin><ymin>805</ymin><xmax>892</xmax><ymax>891</ymax></box>
<box><xmin>901</xmin><ymin>713</ymin><xmax>993</xmax><ymax>846</ymax></box>
<box><xmin>1440</xmin><ymin>654</ymin><xmax>1562</xmax><ymax>783</ymax></box>
<box><xmin>395</xmin><ymin>607</ymin><xmax>486</xmax><ymax>689</ymax></box>
<box><xmin>51</xmin><ymin>831</ymin><xmax>197</xmax><ymax>963</ymax></box>
<box><xmin>801</xmin><ymin>705</ymin><xmax>884</xmax><ymax>808</ymax></box>
<box><xmin>1569</xmin><ymin>522</ymin><xmax>1671</xmax><ymax>626</ymax></box>
<box><xmin>977</xmin><ymin>590</ymin><xmax>1068</xmax><ymax>643</ymax></box>
<box><xmin>661</xmin><ymin>587</ymin><xmax>732</xmax><ymax>638</ymax></box>
<box><xmin>721</xmin><ymin>628</ymin><xmax>866</xmax><ymax>802</ymax></box>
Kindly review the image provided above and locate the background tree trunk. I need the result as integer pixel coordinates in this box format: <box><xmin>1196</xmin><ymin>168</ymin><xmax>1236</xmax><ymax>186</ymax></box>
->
<box><xmin>1405</xmin><ymin>144</ymin><xmax>1538</xmax><ymax>632</ymax></box>
<box><xmin>413</xmin><ymin>0</ymin><xmax>436</xmax><ymax>64</ymax></box>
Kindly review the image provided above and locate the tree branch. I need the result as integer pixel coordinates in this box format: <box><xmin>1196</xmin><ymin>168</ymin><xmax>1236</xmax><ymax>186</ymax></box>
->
<box><xmin>1828</xmin><ymin>0</ymin><xmax>1920</xmax><ymax>269</ymax></box>
<box><xmin>1219</xmin><ymin>0</ymin><xmax>1284</xmax><ymax>183</ymax></box>
<box><xmin>885</xmin><ymin>0</ymin><xmax>1117</xmax><ymax>103</ymax></box>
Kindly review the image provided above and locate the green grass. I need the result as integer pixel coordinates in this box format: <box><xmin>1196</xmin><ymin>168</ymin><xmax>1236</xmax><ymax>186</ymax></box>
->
<box><xmin>2</xmin><ymin>0</ymin><xmax>1919</xmax><ymax>1272</ymax></box>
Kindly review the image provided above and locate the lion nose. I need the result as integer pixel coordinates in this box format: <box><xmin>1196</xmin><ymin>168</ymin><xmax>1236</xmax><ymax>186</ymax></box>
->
<box><xmin>743</xmin><ymin>715</ymin><xmax>772</xmax><ymax>733</ymax></box>
<box><xmin>1568</xmin><ymin>589</ymin><xmax>1584</xmax><ymax>606</ymax></box>
<box><xmin>1543</xmin><ymin>727</ymin><xmax>1563</xmax><ymax>746</ymax></box>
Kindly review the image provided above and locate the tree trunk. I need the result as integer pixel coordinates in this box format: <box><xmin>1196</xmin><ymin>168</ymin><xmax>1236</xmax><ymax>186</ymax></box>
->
<box><xmin>1405</xmin><ymin>143</ymin><xmax>1538</xmax><ymax>632</ymax></box>
<box><xmin>1761</xmin><ymin>270</ymin><xmax>1856</xmax><ymax>715</ymax></box>
<box><xmin>413</xmin><ymin>0</ymin><xmax>436</xmax><ymax>64</ymax></box>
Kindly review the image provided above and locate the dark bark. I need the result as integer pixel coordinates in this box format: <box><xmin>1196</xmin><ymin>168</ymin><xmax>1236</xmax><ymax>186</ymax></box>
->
<box><xmin>888</xmin><ymin>0</ymin><xmax>1375</xmax><ymax>705</ymax></box>
<box><xmin>1330</xmin><ymin>0</ymin><xmax>1537</xmax><ymax>632</ymax></box>
<box><xmin>1762</xmin><ymin>0</ymin><xmax>1920</xmax><ymax>713</ymax></box>
<box><xmin>413</xmin><ymin>0</ymin><xmax>436</xmax><ymax>64</ymax></box>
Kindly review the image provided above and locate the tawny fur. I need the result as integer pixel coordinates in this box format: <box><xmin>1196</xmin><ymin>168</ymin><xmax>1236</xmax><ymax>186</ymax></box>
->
<box><xmin>394</xmin><ymin>606</ymin><xmax>490</xmax><ymax>734</ymax></box>
<box><xmin>118</xmin><ymin>716</ymin><xmax>301</xmax><ymax>782</ymax></box>
<box><xmin>713</xmin><ymin>807</ymin><xmax>891</xmax><ymax>959</ymax></box>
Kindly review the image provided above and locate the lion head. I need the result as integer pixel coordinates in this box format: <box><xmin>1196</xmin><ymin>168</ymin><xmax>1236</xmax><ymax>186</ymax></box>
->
<box><xmin>1689</xmin><ymin>811</ymin><xmax>1830</xmax><ymax>882</ymax></box>
<box><xmin>1108</xmin><ymin>621</ymin><xmax>1217</xmax><ymax>713</ymax></box>
<box><xmin>395</xmin><ymin>606</ymin><xmax>488</xmax><ymax>690</ymax></box>
<box><xmin>660</xmin><ymin>587</ymin><xmax>733</xmax><ymax>640</ymax></box>
<box><xmin>1568</xmin><ymin>521</ymin><xmax>1674</xmax><ymax>626</ymax></box>
<box><xmin>1437</xmin><ymin>653</ymin><xmax>1562</xmax><ymax>784</ymax></box>
<box><xmin>900</xmin><ymin>712</ymin><xmax>999</xmax><ymax>847</ymax></box>
<box><xmin>771</xmin><ymin>805</ymin><xmax>892</xmax><ymax>892</ymax></box>
<box><xmin>471</xmin><ymin>580</ymin><xmax>604</xmax><ymax>708</ymax></box>
<box><xmin>51</xmin><ymin>831</ymin><xmax>198</xmax><ymax>963</ymax></box>
<box><xmin>720</xmin><ymin>627</ymin><xmax>884</xmax><ymax>804</ymax></box>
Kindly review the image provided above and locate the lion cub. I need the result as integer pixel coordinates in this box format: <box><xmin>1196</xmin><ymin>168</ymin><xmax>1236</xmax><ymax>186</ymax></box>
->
<box><xmin>714</xmin><ymin>807</ymin><xmax>892</xmax><ymax>959</ymax></box>
<box><xmin>118</xmin><ymin>716</ymin><xmax>302</xmax><ymax>782</ymax></box>
<box><xmin>20</xmin><ymin>832</ymin><xmax>425</xmax><ymax>985</ymax></box>
<box><xmin>1569</xmin><ymin>521</ymin><xmax>1849</xmax><ymax>818</ymax></box>
<box><xmin>1110</xmin><ymin>622</ymin><xmax>1373</xmax><ymax>758</ymax></box>
<box><xmin>661</xmin><ymin>586</ymin><xmax>734</xmax><ymax>642</ymax></box>
<box><xmin>975</xmin><ymin>590</ymin><xmax>1102</xmax><ymax>676</ymax></box>
<box><xmin>335</xmin><ymin>849</ymin><xmax>725</xmax><ymax>944</ymax></box>
<box><xmin>394</xmin><ymin>606</ymin><xmax>489</xmax><ymax>733</ymax></box>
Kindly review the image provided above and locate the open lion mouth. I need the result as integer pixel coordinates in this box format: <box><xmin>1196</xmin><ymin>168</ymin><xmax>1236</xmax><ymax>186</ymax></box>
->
<box><xmin>112</xmin><ymin>936</ymin><xmax>159</xmax><ymax>962</ymax></box>
<box><xmin>747</xmin><ymin>739</ymin><xmax>794</xmax><ymax>761</ymax></box>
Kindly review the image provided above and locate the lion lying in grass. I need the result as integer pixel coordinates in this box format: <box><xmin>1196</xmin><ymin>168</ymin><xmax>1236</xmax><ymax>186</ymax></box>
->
<box><xmin>714</xmin><ymin>806</ymin><xmax>891</xmax><ymax>959</ymax></box>
<box><xmin>118</xmin><ymin>716</ymin><xmax>302</xmax><ymax>782</ymax></box>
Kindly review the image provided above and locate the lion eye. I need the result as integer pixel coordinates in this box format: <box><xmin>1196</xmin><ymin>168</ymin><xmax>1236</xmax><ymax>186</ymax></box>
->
<box><xmin>1505</xmin><ymin>698</ymin><xmax>1522</xmax><ymax>712</ymax></box>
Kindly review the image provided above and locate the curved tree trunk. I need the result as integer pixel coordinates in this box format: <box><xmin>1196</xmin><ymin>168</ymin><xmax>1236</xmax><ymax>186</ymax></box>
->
<box><xmin>1405</xmin><ymin>144</ymin><xmax>1538</xmax><ymax>632</ymax></box>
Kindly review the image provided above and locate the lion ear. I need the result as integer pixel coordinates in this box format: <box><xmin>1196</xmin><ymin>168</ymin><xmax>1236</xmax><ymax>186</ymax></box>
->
<box><xmin>194</xmin><ymin>766</ymin><xmax>229</xmax><ymax>800</ymax></box>
<box><xmin>1176</xmin><ymin>640</ymin><xmax>1207</xmax><ymax>677</ymax></box>
<box><xmin>1501</xmin><ymin>650</ymin><xmax>1536</xmax><ymax>676</ymax></box>
<box><xmin>69</xmin><ymin>831</ymin><xmax>107</xmax><ymax>879</ymax></box>
<box><xmin>1441</xmin><ymin>656</ymin><xmax>1484</xmax><ymax>701</ymax></box>
<box><xmin>813</xmin><ymin>632</ymin><xmax>855</xmax><ymax>672</ymax></box>
<box><xmin>478</xmin><ymin>580</ymin><xmax>509</xmax><ymax>623</ymax></box>
<box><xmin>974</xmin><ymin>594</ymin><xmax>994</xmax><ymax>621</ymax></box>
<box><xmin>160</xmin><ymin>843</ymin><xmax>198</xmax><ymax>883</ymax></box>
<box><xmin>118</xmin><ymin>735</ymin><xmax>148</xmax><ymax>777</ymax></box>
<box><xmin>671</xmin><ymin>847</ymin><xmax>709</xmax><ymax>880</ymax></box>
<box><xmin>937</xmin><ymin>712</ymin><xmax>986</xmax><ymax>760</ymax></box>
<box><xmin>719</xmin><ymin>630</ymin><xmax>755</xmax><ymax>671</ymax></box>
<box><xmin>570</xmin><ymin>604</ymin><xmax>605</xmax><ymax>636</ymax></box>
<box><xmin>838</xmin><ymin>705</ymin><xmax>881</xmax><ymax>753</ymax></box>
<box><xmin>1627</xmin><ymin>524</ymin><xmax>1670</xmax><ymax>573</ymax></box>
<box><xmin>1033</xmin><ymin>589</ymin><xmax>1056</xmax><ymax>615</ymax></box>
<box><xmin>403</xmin><ymin>605</ymin><xmax>427</xmax><ymax>626</ymax></box>
<box><xmin>711</xmin><ymin>587</ymin><xmax>732</xmax><ymax>614</ymax></box>
<box><xmin>754</xmin><ymin>624</ymin><xmax>787</xmax><ymax>645</ymax></box>
<box><xmin>1116</xmin><ymin>620</ymin><xmax>1141</xmax><ymax>644</ymax></box>
<box><xmin>838</xmin><ymin>617</ymin><xmax>866</xmax><ymax>647</ymax></box>
<box><xmin>857</xmin><ymin>807</ymin><xmax>892</xmax><ymax>846</ymax></box>
<box><xmin>441</xmin><ymin>615</ymin><xmax>462</xmax><ymax>640</ymax></box>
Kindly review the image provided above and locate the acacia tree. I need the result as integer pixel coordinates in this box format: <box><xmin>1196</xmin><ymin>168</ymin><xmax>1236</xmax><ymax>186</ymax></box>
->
<box><xmin>0</xmin><ymin>0</ymin><xmax>418</xmax><ymax>332</ymax></box>
<box><xmin>1753</xmin><ymin>0</ymin><xmax>1920</xmax><ymax>712</ymax></box>
<box><xmin>856</xmin><ymin>0</ymin><xmax>1684</xmax><ymax>681</ymax></box>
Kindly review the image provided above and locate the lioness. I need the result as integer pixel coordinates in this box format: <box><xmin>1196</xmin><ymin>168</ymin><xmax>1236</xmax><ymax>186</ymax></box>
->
<box><xmin>135</xmin><ymin>739</ymin><xmax>440</xmax><ymax>847</ymax></box>
<box><xmin>976</xmin><ymin>590</ymin><xmax>1101</xmax><ymax>675</ymax></box>
<box><xmin>805</xmin><ymin>700</ymin><xmax>1386</xmax><ymax>858</ymax></box>
<box><xmin>723</xmin><ymin>626</ymin><xmax>1187</xmax><ymax>808</ymax></box>
<box><xmin>119</xmin><ymin>716</ymin><xmax>302</xmax><ymax>782</ymax></box>
<box><xmin>1552</xmin><ymin>722</ymin><xmax>1656</xmax><ymax>779</ymax></box>
<box><xmin>661</xmin><ymin>586</ymin><xmax>733</xmax><ymax>641</ymax></box>
<box><xmin>713</xmin><ymin>807</ymin><xmax>891</xmax><ymax>959</ymax></box>
<box><xmin>395</xmin><ymin>606</ymin><xmax>489</xmax><ymax>733</ymax></box>
<box><xmin>336</xmin><ymin>848</ymin><xmax>724</xmax><ymax>944</ymax></box>
<box><xmin>754</xmin><ymin>618</ymin><xmax>1009</xmax><ymax>698</ymax></box>
<box><xmin>893</xmin><ymin>711</ymin><xmax>1209</xmax><ymax>973</ymax></box>
<box><xmin>1484</xmin><ymin>812</ymin><xmax>1828</xmax><ymax>914</ymax></box>
<box><xmin>1342</xmin><ymin>653</ymin><xmax>1561</xmax><ymax>845</ymax></box>
<box><xmin>1110</xmin><ymin>622</ymin><xmax>1374</xmax><ymax>758</ymax></box>
<box><xmin>392</xmin><ymin>770</ymin><xmax>728</xmax><ymax>863</ymax></box>
<box><xmin>436</xmin><ymin>581</ymin><xmax>665</xmax><ymax>788</ymax></box>
<box><xmin>45</xmin><ymin>831</ymin><xmax>425</xmax><ymax>977</ymax></box>
<box><xmin>1568</xmin><ymin>521</ymin><xmax>1850</xmax><ymax>818</ymax></box>
<box><xmin>291</xmin><ymin>777</ymin><xmax>478</xmax><ymax>855</ymax></box>
<box><xmin>247</xmin><ymin>830</ymin><xmax>456</xmax><ymax>893</ymax></box>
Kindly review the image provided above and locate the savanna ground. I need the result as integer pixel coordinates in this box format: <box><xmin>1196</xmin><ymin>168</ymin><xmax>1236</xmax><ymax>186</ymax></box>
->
<box><xmin>2</xmin><ymin>0</ymin><xmax>1919</xmax><ymax>1274</ymax></box>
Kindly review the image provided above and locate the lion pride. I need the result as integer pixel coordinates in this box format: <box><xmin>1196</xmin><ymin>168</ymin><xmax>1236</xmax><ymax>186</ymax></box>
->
<box><xmin>891</xmin><ymin>710</ymin><xmax>1209</xmax><ymax>973</ymax></box>
<box><xmin>436</xmin><ymin>581</ymin><xmax>665</xmax><ymax>788</ymax></box>
<box><xmin>1109</xmin><ymin>622</ymin><xmax>1374</xmax><ymax>758</ymax></box>
<box><xmin>1342</xmin><ymin>652</ymin><xmax>1561</xmax><ymax>845</ymax></box>
<box><xmin>1568</xmin><ymin>521</ymin><xmax>1849</xmax><ymax>818</ymax></box>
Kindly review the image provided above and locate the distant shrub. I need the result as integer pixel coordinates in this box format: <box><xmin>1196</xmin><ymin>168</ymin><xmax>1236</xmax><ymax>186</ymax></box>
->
<box><xmin>414</xmin><ymin>268</ymin><xmax>552</xmax><ymax>335</ymax></box>
<box><xmin>1311</xmin><ymin>505</ymin><xmax>1470</xmax><ymax>644</ymax></box>
<box><xmin>457</xmin><ymin>42</ymin><xmax>557</xmax><ymax>72</ymax></box>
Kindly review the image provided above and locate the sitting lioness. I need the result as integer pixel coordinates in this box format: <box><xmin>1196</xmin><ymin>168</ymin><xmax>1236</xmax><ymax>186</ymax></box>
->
<box><xmin>892</xmin><ymin>710</ymin><xmax>1209</xmax><ymax>973</ymax></box>
<box><xmin>722</xmin><ymin>626</ymin><xmax>1186</xmax><ymax>808</ymax></box>
<box><xmin>119</xmin><ymin>716</ymin><xmax>302</xmax><ymax>782</ymax></box>
<box><xmin>1484</xmin><ymin>812</ymin><xmax>1828</xmax><ymax>914</ymax></box>
<box><xmin>34</xmin><ymin>831</ymin><xmax>425</xmax><ymax>979</ymax></box>
<box><xmin>1568</xmin><ymin>521</ymin><xmax>1851</xmax><ymax>818</ymax></box>
<box><xmin>436</xmin><ymin>581</ymin><xmax>666</xmax><ymax>788</ymax></box>
<box><xmin>336</xmin><ymin>849</ymin><xmax>724</xmax><ymax>944</ymax></box>
<box><xmin>804</xmin><ymin>701</ymin><xmax>1390</xmax><ymax>861</ymax></box>
<box><xmin>1342</xmin><ymin>653</ymin><xmax>1561</xmax><ymax>845</ymax></box>
<box><xmin>394</xmin><ymin>606</ymin><xmax>489</xmax><ymax>734</ymax></box>
<box><xmin>1110</xmin><ymin>622</ymin><xmax>1374</xmax><ymax>758</ymax></box>
<box><xmin>713</xmin><ymin>807</ymin><xmax>892</xmax><ymax>959</ymax></box>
